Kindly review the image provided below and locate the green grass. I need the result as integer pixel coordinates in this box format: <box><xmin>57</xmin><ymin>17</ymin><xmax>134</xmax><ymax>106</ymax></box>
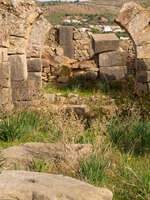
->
<box><xmin>45</xmin><ymin>12</ymin><xmax>65</xmax><ymax>25</ymax></box>
<box><xmin>43</xmin><ymin>79</ymin><xmax>124</xmax><ymax>97</ymax></box>
<box><xmin>105</xmin><ymin>118</ymin><xmax>150</xmax><ymax>154</ymax></box>
<box><xmin>1</xmin><ymin>79</ymin><xmax>150</xmax><ymax>199</ymax></box>
<box><xmin>80</xmin><ymin>149</ymin><xmax>110</xmax><ymax>185</ymax></box>
<box><xmin>45</xmin><ymin>12</ymin><xmax>117</xmax><ymax>27</ymax></box>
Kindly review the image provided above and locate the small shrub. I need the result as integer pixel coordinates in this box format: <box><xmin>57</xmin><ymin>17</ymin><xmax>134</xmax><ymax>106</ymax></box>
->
<box><xmin>105</xmin><ymin>118</ymin><xmax>150</xmax><ymax>154</ymax></box>
<box><xmin>28</xmin><ymin>158</ymin><xmax>49</xmax><ymax>173</ymax></box>
<box><xmin>80</xmin><ymin>150</ymin><xmax>110</xmax><ymax>186</ymax></box>
<box><xmin>0</xmin><ymin>111</ymin><xmax>42</xmax><ymax>142</ymax></box>
<box><xmin>111</xmin><ymin>153</ymin><xmax>150</xmax><ymax>199</ymax></box>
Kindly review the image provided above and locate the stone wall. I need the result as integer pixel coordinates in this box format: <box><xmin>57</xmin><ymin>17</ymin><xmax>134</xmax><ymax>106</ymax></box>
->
<box><xmin>42</xmin><ymin>26</ymin><xmax>131</xmax><ymax>84</ymax></box>
<box><xmin>0</xmin><ymin>0</ymin><xmax>142</xmax><ymax>110</ymax></box>
<box><xmin>0</xmin><ymin>0</ymin><xmax>44</xmax><ymax>109</ymax></box>
<box><xmin>116</xmin><ymin>1</ymin><xmax>150</xmax><ymax>95</ymax></box>
<box><xmin>0</xmin><ymin>13</ymin><xmax>12</xmax><ymax>110</ymax></box>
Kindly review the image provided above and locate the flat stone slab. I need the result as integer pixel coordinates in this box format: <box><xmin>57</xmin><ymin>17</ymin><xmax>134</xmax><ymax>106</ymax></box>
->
<box><xmin>99</xmin><ymin>51</ymin><xmax>127</xmax><ymax>67</ymax></box>
<box><xmin>59</xmin><ymin>26</ymin><xmax>74</xmax><ymax>58</ymax></box>
<box><xmin>0</xmin><ymin>170</ymin><xmax>113</xmax><ymax>200</ymax></box>
<box><xmin>100</xmin><ymin>66</ymin><xmax>127</xmax><ymax>81</ymax></box>
<box><xmin>92</xmin><ymin>33</ymin><xmax>119</xmax><ymax>54</ymax></box>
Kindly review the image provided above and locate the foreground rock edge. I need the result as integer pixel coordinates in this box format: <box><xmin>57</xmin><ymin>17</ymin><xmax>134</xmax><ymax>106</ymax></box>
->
<box><xmin>0</xmin><ymin>170</ymin><xmax>113</xmax><ymax>200</ymax></box>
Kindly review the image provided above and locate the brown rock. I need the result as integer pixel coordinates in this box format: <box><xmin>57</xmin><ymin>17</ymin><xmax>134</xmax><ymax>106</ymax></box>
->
<box><xmin>9</xmin><ymin>55</ymin><xmax>28</xmax><ymax>81</ymax></box>
<box><xmin>1</xmin><ymin>142</ymin><xmax>92</xmax><ymax>172</ymax></box>
<box><xmin>92</xmin><ymin>33</ymin><xmax>119</xmax><ymax>54</ymax></box>
<box><xmin>59</xmin><ymin>26</ymin><xmax>74</xmax><ymax>58</ymax></box>
<box><xmin>0</xmin><ymin>170</ymin><xmax>113</xmax><ymax>200</ymax></box>
<box><xmin>99</xmin><ymin>51</ymin><xmax>127</xmax><ymax>67</ymax></box>
<box><xmin>27</xmin><ymin>58</ymin><xmax>42</xmax><ymax>72</ymax></box>
<box><xmin>62</xmin><ymin>104</ymin><xmax>90</xmax><ymax>117</ymax></box>
<box><xmin>100</xmin><ymin>66</ymin><xmax>127</xmax><ymax>81</ymax></box>
<box><xmin>136</xmin><ymin>71</ymin><xmax>150</xmax><ymax>82</ymax></box>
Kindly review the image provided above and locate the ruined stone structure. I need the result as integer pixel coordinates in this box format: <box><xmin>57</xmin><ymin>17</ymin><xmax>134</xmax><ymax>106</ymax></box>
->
<box><xmin>116</xmin><ymin>1</ymin><xmax>150</xmax><ymax>94</ymax></box>
<box><xmin>1</xmin><ymin>0</ymin><xmax>149</xmax><ymax>110</ymax></box>
<box><xmin>0</xmin><ymin>0</ymin><xmax>52</xmax><ymax>109</ymax></box>
<box><xmin>42</xmin><ymin>27</ymin><xmax>129</xmax><ymax>84</ymax></box>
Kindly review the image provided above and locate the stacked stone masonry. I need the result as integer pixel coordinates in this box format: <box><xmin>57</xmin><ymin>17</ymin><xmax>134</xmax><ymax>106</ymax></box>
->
<box><xmin>0</xmin><ymin>0</ymin><xmax>44</xmax><ymax>109</ymax></box>
<box><xmin>42</xmin><ymin>26</ymin><xmax>131</xmax><ymax>84</ymax></box>
<box><xmin>116</xmin><ymin>1</ymin><xmax>150</xmax><ymax>95</ymax></box>
<box><xmin>1</xmin><ymin>0</ymin><xmax>148</xmax><ymax>110</ymax></box>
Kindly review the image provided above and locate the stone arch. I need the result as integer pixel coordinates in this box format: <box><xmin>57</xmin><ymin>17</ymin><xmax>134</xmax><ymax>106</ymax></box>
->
<box><xmin>4</xmin><ymin>0</ymin><xmax>41</xmax><ymax>107</ymax></box>
<box><xmin>26</xmin><ymin>16</ymin><xmax>52</xmax><ymax>101</ymax></box>
<box><xmin>116</xmin><ymin>1</ymin><xmax>150</xmax><ymax>94</ymax></box>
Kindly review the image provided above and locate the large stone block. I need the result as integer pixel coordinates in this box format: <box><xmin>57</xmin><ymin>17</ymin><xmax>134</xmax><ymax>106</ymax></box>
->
<box><xmin>0</xmin><ymin>14</ymin><xmax>9</xmax><ymax>48</ymax></box>
<box><xmin>0</xmin><ymin>48</ymin><xmax>8</xmax><ymax>62</ymax></box>
<box><xmin>137</xmin><ymin>44</ymin><xmax>150</xmax><ymax>59</ymax></box>
<box><xmin>0</xmin><ymin>88</ymin><xmax>12</xmax><ymax>105</ymax></box>
<box><xmin>136</xmin><ymin>58</ymin><xmax>150</xmax><ymax>71</ymax></box>
<box><xmin>0</xmin><ymin>62</ymin><xmax>10</xmax><ymax>88</ymax></box>
<box><xmin>92</xmin><ymin>33</ymin><xmax>119</xmax><ymax>54</ymax></box>
<box><xmin>27</xmin><ymin>58</ymin><xmax>42</xmax><ymax>72</ymax></box>
<box><xmin>27</xmin><ymin>17</ymin><xmax>52</xmax><ymax>58</ymax></box>
<box><xmin>136</xmin><ymin>71</ymin><xmax>150</xmax><ymax>82</ymax></box>
<box><xmin>100</xmin><ymin>66</ymin><xmax>127</xmax><ymax>81</ymax></box>
<box><xmin>9</xmin><ymin>55</ymin><xmax>28</xmax><ymax>81</ymax></box>
<box><xmin>11</xmin><ymin>80</ymin><xmax>30</xmax><ymax>101</ymax></box>
<box><xmin>28</xmin><ymin>72</ymin><xmax>42</xmax><ymax>98</ymax></box>
<box><xmin>99</xmin><ymin>51</ymin><xmax>127</xmax><ymax>67</ymax></box>
<box><xmin>8</xmin><ymin>36</ymin><xmax>25</xmax><ymax>55</ymax></box>
<box><xmin>0</xmin><ymin>62</ymin><xmax>10</xmax><ymax>79</ymax></box>
<box><xmin>59</xmin><ymin>26</ymin><xmax>74</xmax><ymax>58</ymax></box>
<box><xmin>11</xmin><ymin>72</ymin><xmax>42</xmax><ymax>102</ymax></box>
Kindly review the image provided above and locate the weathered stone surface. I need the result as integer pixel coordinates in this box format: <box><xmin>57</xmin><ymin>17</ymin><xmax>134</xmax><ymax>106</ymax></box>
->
<box><xmin>42</xmin><ymin>59</ymin><xmax>50</xmax><ymax>67</ymax></box>
<box><xmin>73</xmin><ymin>71</ymin><xmax>98</xmax><ymax>80</ymax></box>
<box><xmin>79</xmin><ymin>60</ymin><xmax>97</xmax><ymax>70</ymax></box>
<box><xmin>28</xmin><ymin>72</ymin><xmax>42</xmax><ymax>98</ymax></box>
<box><xmin>0</xmin><ymin>170</ymin><xmax>113</xmax><ymax>200</ymax></box>
<box><xmin>27</xmin><ymin>17</ymin><xmax>52</xmax><ymax>58</ymax></box>
<box><xmin>0</xmin><ymin>48</ymin><xmax>8</xmax><ymax>62</ymax></box>
<box><xmin>9</xmin><ymin>55</ymin><xmax>28</xmax><ymax>81</ymax></box>
<box><xmin>99</xmin><ymin>51</ymin><xmax>127</xmax><ymax>67</ymax></box>
<box><xmin>136</xmin><ymin>71</ymin><xmax>150</xmax><ymax>82</ymax></box>
<box><xmin>0</xmin><ymin>88</ymin><xmax>12</xmax><ymax>105</ymax></box>
<box><xmin>92</xmin><ymin>33</ymin><xmax>119</xmax><ymax>54</ymax></box>
<box><xmin>100</xmin><ymin>66</ymin><xmax>127</xmax><ymax>81</ymax></box>
<box><xmin>11</xmin><ymin>80</ymin><xmax>29</xmax><ymax>101</ymax></box>
<box><xmin>59</xmin><ymin>26</ymin><xmax>74</xmax><ymax>58</ymax></box>
<box><xmin>62</xmin><ymin>104</ymin><xmax>90</xmax><ymax>117</ymax></box>
<box><xmin>8</xmin><ymin>36</ymin><xmax>25</xmax><ymax>55</ymax></box>
<box><xmin>1</xmin><ymin>142</ymin><xmax>92</xmax><ymax>172</ymax></box>
<box><xmin>135</xmin><ymin>82</ymin><xmax>148</xmax><ymax>96</ymax></box>
<box><xmin>116</xmin><ymin>2</ymin><xmax>150</xmax><ymax>47</ymax></box>
<box><xmin>136</xmin><ymin>45</ymin><xmax>150</xmax><ymax>59</ymax></box>
<box><xmin>43</xmin><ymin>93</ymin><xmax>56</xmax><ymax>103</ymax></box>
<box><xmin>5</xmin><ymin>0</ymin><xmax>41</xmax><ymax>38</ymax></box>
<box><xmin>0</xmin><ymin>0</ymin><xmax>42</xmax><ymax>109</ymax></box>
<box><xmin>27</xmin><ymin>58</ymin><xmax>42</xmax><ymax>72</ymax></box>
<box><xmin>137</xmin><ymin>58</ymin><xmax>150</xmax><ymax>71</ymax></box>
<box><xmin>0</xmin><ymin>62</ymin><xmax>10</xmax><ymax>80</ymax></box>
<box><xmin>0</xmin><ymin>14</ymin><xmax>9</xmax><ymax>48</ymax></box>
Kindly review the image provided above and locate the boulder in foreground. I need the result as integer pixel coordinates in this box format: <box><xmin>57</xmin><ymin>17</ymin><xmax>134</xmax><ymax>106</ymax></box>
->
<box><xmin>0</xmin><ymin>170</ymin><xmax>113</xmax><ymax>200</ymax></box>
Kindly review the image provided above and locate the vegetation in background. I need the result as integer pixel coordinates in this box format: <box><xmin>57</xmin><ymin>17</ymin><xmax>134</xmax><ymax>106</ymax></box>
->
<box><xmin>45</xmin><ymin>12</ymin><xmax>116</xmax><ymax>26</ymax></box>
<box><xmin>1</xmin><ymin>75</ymin><xmax>150</xmax><ymax>199</ymax></box>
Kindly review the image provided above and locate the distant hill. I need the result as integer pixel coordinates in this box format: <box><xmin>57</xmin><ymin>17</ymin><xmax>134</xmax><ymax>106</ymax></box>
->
<box><xmin>87</xmin><ymin>0</ymin><xmax>150</xmax><ymax>13</ymax></box>
<box><xmin>36</xmin><ymin>0</ymin><xmax>150</xmax><ymax>15</ymax></box>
